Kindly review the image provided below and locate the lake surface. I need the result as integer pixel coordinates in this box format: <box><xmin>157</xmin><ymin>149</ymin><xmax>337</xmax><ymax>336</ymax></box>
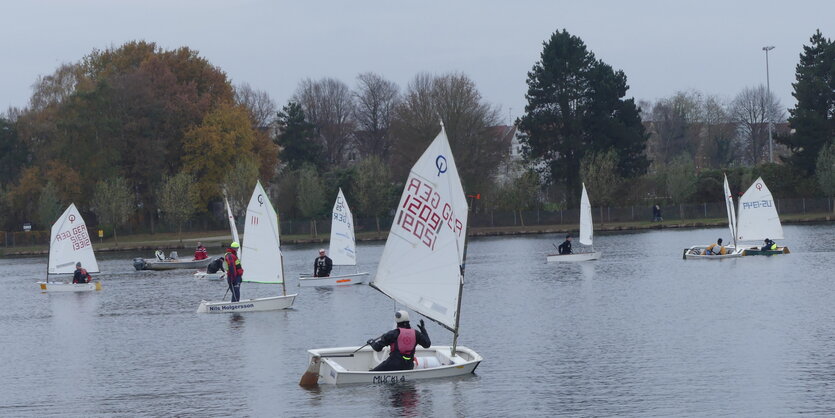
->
<box><xmin>2</xmin><ymin>224</ymin><xmax>835</xmax><ymax>416</ymax></box>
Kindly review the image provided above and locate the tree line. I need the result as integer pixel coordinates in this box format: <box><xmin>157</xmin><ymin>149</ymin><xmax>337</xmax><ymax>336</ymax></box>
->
<box><xmin>1</xmin><ymin>29</ymin><xmax>834</xmax><ymax>237</ymax></box>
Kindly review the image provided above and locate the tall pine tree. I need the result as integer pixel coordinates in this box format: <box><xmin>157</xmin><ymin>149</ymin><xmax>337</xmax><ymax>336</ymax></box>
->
<box><xmin>275</xmin><ymin>102</ymin><xmax>322</xmax><ymax>170</ymax></box>
<box><xmin>781</xmin><ymin>30</ymin><xmax>835</xmax><ymax>175</ymax></box>
<box><xmin>518</xmin><ymin>29</ymin><xmax>648</xmax><ymax>203</ymax></box>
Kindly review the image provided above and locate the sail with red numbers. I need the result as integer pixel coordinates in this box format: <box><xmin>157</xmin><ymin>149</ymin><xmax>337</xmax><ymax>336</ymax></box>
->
<box><xmin>48</xmin><ymin>203</ymin><xmax>99</xmax><ymax>274</ymax></box>
<box><xmin>371</xmin><ymin>126</ymin><xmax>468</xmax><ymax>331</ymax></box>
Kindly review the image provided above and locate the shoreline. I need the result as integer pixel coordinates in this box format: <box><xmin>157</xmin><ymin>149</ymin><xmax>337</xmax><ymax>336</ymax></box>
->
<box><xmin>3</xmin><ymin>214</ymin><xmax>831</xmax><ymax>257</ymax></box>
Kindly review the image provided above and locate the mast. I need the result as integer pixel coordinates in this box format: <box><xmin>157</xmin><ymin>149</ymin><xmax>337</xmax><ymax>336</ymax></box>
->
<box><xmin>280</xmin><ymin>253</ymin><xmax>287</xmax><ymax>296</ymax></box>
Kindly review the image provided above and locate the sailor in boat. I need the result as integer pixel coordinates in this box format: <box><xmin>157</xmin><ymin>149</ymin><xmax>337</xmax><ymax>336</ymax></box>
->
<box><xmin>313</xmin><ymin>249</ymin><xmax>333</xmax><ymax>277</ymax></box>
<box><xmin>368</xmin><ymin>311</ymin><xmax>431</xmax><ymax>372</ymax></box>
<box><xmin>206</xmin><ymin>257</ymin><xmax>225</xmax><ymax>275</ymax></box>
<box><xmin>704</xmin><ymin>238</ymin><xmax>727</xmax><ymax>255</ymax></box>
<box><xmin>72</xmin><ymin>262</ymin><xmax>92</xmax><ymax>284</ymax></box>
<box><xmin>193</xmin><ymin>241</ymin><xmax>208</xmax><ymax>260</ymax></box>
<box><xmin>224</xmin><ymin>242</ymin><xmax>244</xmax><ymax>302</ymax></box>
<box><xmin>155</xmin><ymin>248</ymin><xmax>165</xmax><ymax>261</ymax></box>
<box><xmin>557</xmin><ymin>234</ymin><xmax>573</xmax><ymax>255</ymax></box>
<box><xmin>761</xmin><ymin>238</ymin><xmax>777</xmax><ymax>251</ymax></box>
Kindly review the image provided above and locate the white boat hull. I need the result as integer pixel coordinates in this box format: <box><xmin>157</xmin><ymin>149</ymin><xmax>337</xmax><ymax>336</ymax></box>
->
<box><xmin>298</xmin><ymin>272</ymin><xmax>369</xmax><ymax>287</ymax></box>
<box><xmin>38</xmin><ymin>281</ymin><xmax>101</xmax><ymax>292</ymax></box>
<box><xmin>306</xmin><ymin>345</ymin><xmax>482</xmax><ymax>385</ymax></box>
<box><xmin>134</xmin><ymin>257</ymin><xmax>213</xmax><ymax>271</ymax></box>
<box><xmin>682</xmin><ymin>245</ymin><xmax>743</xmax><ymax>259</ymax></box>
<box><xmin>546</xmin><ymin>251</ymin><xmax>601</xmax><ymax>262</ymax></box>
<box><xmin>196</xmin><ymin>294</ymin><xmax>297</xmax><ymax>313</ymax></box>
<box><xmin>194</xmin><ymin>271</ymin><xmax>225</xmax><ymax>281</ymax></box>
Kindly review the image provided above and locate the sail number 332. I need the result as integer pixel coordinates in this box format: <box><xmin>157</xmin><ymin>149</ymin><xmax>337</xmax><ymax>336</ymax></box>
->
<box><xmin>395</xmin><ymin>176</ymin><xmax>464</xmax><ymax>250</ymax></box>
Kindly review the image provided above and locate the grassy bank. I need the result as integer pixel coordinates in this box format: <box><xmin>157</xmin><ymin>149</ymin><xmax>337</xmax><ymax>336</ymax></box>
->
<box><xmin>2</xmin><ymin>212</ymin><xmax>832</xmax><ymax>257</ymax></box>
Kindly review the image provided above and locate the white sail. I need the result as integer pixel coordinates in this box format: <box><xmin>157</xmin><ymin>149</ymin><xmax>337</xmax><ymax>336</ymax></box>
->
<box><xmin>48</xmin><ymin>203</ymin><xmax>99</xmax><ymax>274</ymax></box>
<box><xmin>225</xmin><ymin>197</ymin><xmax>239</xmax><ymax>244</ymax></box>
<box><xmin>723</xmin><ymin>174</ymin><xmax>737</xmax><ymax>246</ymax></box>
<box><xmin>328</xmin><ymin>188</ymin><xmax>356</xmax><ymax>266</ymax></box>
<box><xmin>240</xmin><ymin>181</ymin><xmax>283</xmax><ymax>284</ymax></box>
<box><xmin>579</xmin><ymin>183</ymin><xmax>593</xmax><ymax>247</ymax></box>
<box><xmin>372</xmin><ymin>127</ymin><xmax>468</xmax><ymax>331</ymax></box>
<box><xmin>736</xmin><ymin>177</ymin><xmax>784</xmax><ymax>242</ymax></box>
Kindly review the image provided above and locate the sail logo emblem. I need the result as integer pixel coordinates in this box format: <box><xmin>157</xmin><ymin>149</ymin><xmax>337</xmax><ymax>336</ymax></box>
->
<box><xmin>68</xmin><ymin>214</ymin><xmax>76</xmax><ymax>223</ymax></box>
<box><xmin>755</xmin><ymin>183</ymin><xmax>763</xmax><ymax>191</ymax></box>
<box><xmin>251</xmin><ymin>216</ymin><xmax>259</xmax><ymax>225</ymax></box>
<box><xmin>257</xmin><ymin>194</ymin><xmax>264</xmax><ymax>206</ymax></box>
<box><xmin>435</xmin><ymin>155</ymin><xmax>447</xmax><ymax>177</ymax></box>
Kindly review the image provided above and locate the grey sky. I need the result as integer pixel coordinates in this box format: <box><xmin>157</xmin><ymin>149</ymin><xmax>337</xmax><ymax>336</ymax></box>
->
<box><xmin>3</xmin><ymin>0</ymin><xmax>833</xmax><ymax>123</ymax></box>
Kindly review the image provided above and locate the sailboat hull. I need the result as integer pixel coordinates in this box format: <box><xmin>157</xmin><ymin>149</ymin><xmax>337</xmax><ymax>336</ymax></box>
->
<box><xmin>135</xmin><ymin>257</ymin><xmax>213</xmax><ymax>271</ymax></box>
<box><xmin>546</xmin><ymin>251</ymin><xmax>601</xmax><ymax>262</ymax></box>
<box><xmin>307</xmin><ymin>345</ymin><xmax>482</xmax><ymax>385</ymax></box>
<box><xmin>194</xmin><ymin>271</ymin><xmax>225</xmax><ymax>281</ymax></box>
<box><xmin>682</xmin><ymin>245</ymin><xmax>743</xmax><ymax>259</ymax></box>
<box><xmin>38</xmin><ymin>281</ymin><xmax>101</xmax><ymax>292</ymax></box>
<box><xmin>196</xmin><ymin>294</ymin><xmax>296</xmax><ymax>313</ymax></box>
<box><xmin>298</xmin><ymin>272</ymin><xmax>369</xmax><ymax>287</ymax></box>
<box><xmin>741</xmin><ymin>246</ymin><xmax>790</xmax><ymax>256</ymax></box>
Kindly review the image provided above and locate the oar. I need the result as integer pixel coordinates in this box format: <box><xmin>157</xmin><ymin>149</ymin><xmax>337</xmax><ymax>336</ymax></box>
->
<box><xmin>299</xmin><ymin>342</ymin><xmax>374</xmax><ymax>387</ymax></box>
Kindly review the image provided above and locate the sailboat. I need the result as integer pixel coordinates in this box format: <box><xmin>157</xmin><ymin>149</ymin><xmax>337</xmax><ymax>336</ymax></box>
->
<box><xmin>546</xmin><ymin>183</ymin><xmax>601</xmax><ymax>262</ymax></box>
<box><xmin>37</xmin><ymin>203</ymin><xmax>102</xmax><ymax>292</ymax></box>
<box><xmin>194</xmin><ymin>197</ymin><xmax>238</xmax><ymax>280</ymax></box>
<box><xmin>299</xmin><ymin>188</ymin><xmax>369</xmax><ymax>287</ymax></box>
<box><xmin>303</xmin><ymin>126</ymin><xmax>482</xmax><ymax>385</ymax></box>
<box><xmin>196</xmin><ymin>181</ymin><xmax>297</xmax><ymax>313</ymax></box>
<box><xmin>736</xmin><ymin>177</ymin><xmax>790</xmax><ymax>256</ymax></box>
<box><xmin>683</xmin><ymin>174</ymin><xmax>743</xmax><ymax>259</ymax></box>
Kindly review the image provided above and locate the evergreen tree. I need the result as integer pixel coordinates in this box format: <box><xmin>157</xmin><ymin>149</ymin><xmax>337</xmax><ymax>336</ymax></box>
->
<box><xmin>276</xmin><ymin>102</ymin><xmax>323</xmax><ymax>170</ymax></box>
<box><xmin>518</xmin><ymin>29</ymin><xmax>648</xmax><ymax>203</ymax></box>
<box><xmin>781</xmin><ymin>30</ymin><xmax>835</xmax><ymax>175</ymax></box>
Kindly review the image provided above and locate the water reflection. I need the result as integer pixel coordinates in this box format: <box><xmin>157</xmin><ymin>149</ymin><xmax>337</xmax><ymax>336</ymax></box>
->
<box><xmin>385</xmin><ymin>382</ymin><xmax>420</xmax><ymax>417</ymax></box>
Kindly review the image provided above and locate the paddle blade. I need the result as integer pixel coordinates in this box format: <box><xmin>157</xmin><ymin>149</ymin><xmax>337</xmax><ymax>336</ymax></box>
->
<box><xmin>299</xmin><ymin>356</ymin><xmax>321</xmax><ymax>388</ymax></box>
<box><xmin>95</xmin><ymin>281</ymin><xmax>102</xmax><ymax>291</ymax></box>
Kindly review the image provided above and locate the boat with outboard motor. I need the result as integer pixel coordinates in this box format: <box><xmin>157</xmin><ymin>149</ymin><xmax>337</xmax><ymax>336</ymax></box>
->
<box><xmin>299</xmin><ymin>188</ymin><xmax>369</xmax><ymax>287</ymax></box>
<box><xmin>196</xmin><ymin>180</ymin><xmax>297</xmax><ymax>313</ymax></box>
<box><xmin>301</xmin><ymin>124</ymin><xmax>482</xmax><ymax>385</ymax></box>
<box><xmin>37</xmin><ymin>203</ymin><xmax>102</xmax><ymax>292</ymax></box>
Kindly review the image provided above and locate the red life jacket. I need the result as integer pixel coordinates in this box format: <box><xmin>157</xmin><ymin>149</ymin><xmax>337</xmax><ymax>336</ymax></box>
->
<box><xmin>224</xmin><ymin>251</ymin><xmax>240</xmax><ymax>279</ymax></box>
<box><xmin>390</xmin><ymin>328</ymin><xmax>417</xmax><ymax>360</ymax></box>
<box><xmin>74</xmin><ymin>268</ymin><xmax>90</xmax><ymax>283</ymax></box>
<box><xmin>194</xmin><ymin>247</ymin><xmax>208</xmax><ymax>260</ymax></box>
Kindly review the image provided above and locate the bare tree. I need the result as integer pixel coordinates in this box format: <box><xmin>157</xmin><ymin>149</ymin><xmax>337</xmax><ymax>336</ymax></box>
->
<box><xmin>29</xmin><ymin>63</ymin><xmax>82</xmax><ymax>111</ymax></box>
<box><xmin>390</xmin><ymin>72</ymin><xmax>503</xmax><ymax>194</ymax></box>
<box><xmin>700</xmin><ymin>95</ymin><xmax>739</xmax><ymax>168</ymax></box>
<box><xmin>353</xmin><ymin>73</ymin><xmax>400</xmax><ymax>160</ymax></box>
<box><xmin>294</xmin><ymin>78</ymin><xmax>355</xmax><ymax>167</ymax></box>
<box><xmin>730</xmin><ymin>85</ymin><xmax>785</xmax><ymax>165</ymax></box>
<box><xmin>222</xmin><ymin>157</ymin><xmax>260</xmax><ymax>218</ymax></box>
<box><xmin>235</xmin><ymin>82</ymin><xmax>277</xmax><ymax>128</ymax></box>
<box><xmin>647</xmin><ymin>90</ymin><xmax>703</xmax><ymax>165</ymax></box>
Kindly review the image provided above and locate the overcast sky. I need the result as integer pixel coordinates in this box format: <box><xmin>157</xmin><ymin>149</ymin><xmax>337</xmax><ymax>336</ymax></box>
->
<box><xmin>3</xmin><ymin>0</ymin><xmax>833</xmax><ymax>123</ymax></box>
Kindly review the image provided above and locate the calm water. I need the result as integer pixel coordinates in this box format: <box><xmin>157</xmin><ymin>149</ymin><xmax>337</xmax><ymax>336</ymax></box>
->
<box><xmin>2</xmin><ymin>224</ymin><xmax>835</xmax><ymax>416</ymax></box>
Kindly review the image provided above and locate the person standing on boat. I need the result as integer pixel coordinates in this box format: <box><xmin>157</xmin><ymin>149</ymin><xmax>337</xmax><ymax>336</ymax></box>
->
<box><xmin>705</xmin><ymin>238</ymin><xmax>727</xmax><ymax>255</ymax></box>
<box><xmin>313</xmin><ymin>248</ymin><xmax>333</xmax><ymax>277</ymax></box>
<box><xmin>368</xmin><ymin>311</ymin><xmax>431</xmax><ymax>372</ymax></box>
<box><xmin>72</xmin><ymin>262</ymin><xmax>91</xmax><ymax>284</ymax></box>
<box><xmin>193</xmin><ymin>241</ymin><xmax>208</xmax><ymax>260</ymax></box>
<box><xmin>155</xmin><ymin>248</ymin><xmax>165</xmax><ymax>261</ymax></box>
<box><xmin>558</xmin><ymin>234</ymin><xmax>573</xmax><ymax>255</ymax></box>
<box><xmin>224</xmin><ymin>242</ymin><xmax>244</xmax><ymax>302</ymax></box>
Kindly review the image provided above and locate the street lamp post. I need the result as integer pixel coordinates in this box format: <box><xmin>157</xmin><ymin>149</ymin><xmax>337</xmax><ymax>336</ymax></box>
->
<box><xmin>763</xmin><ymin>45</ymin><xmax>775</xmax><ymax>163</ymax></box>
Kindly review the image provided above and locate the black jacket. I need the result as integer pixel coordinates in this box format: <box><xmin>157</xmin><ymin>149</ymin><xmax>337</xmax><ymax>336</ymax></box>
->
<box><xmin>371</xmin><ymin>324</ymin><xmax>431</xmax><ymax>357</ymax></box>
<box><xmin>314</xmin><ymin>255</ymin><xmax>333</xmax><ymax>277</ymax></box>
<box><xmin>558</xmin><ymin>240</ymin><xmax>572</xmax><ymax>255</ymax></box>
